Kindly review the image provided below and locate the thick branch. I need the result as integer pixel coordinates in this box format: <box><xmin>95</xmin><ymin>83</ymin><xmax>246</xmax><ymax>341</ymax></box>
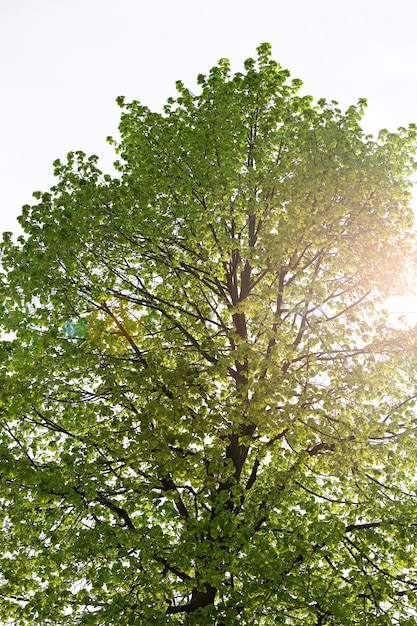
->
<box><xmin>96</xmin><ymin>493</ymin><xmax>136</xmax><ymax>530</ymax></box>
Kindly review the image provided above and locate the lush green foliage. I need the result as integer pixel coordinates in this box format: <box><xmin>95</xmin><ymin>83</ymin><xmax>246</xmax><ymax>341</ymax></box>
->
<box><xmin>2</xmin><ymin>44</ymin><xmax>417</xmax><ymax>624</ymax></box>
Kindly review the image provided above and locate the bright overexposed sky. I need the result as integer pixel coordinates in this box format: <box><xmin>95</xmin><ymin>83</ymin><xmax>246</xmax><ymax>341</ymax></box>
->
<box><xmin>1</xmin><ymin>0</ymin><xmax>417</xmax><ymax>240</ymax></box>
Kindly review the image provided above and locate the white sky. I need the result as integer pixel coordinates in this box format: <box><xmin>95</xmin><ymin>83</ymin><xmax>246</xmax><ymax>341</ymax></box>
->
<box><xmin>1</xmin><ymin>0</ymin><xmax>417</xmax><ymax>238</ymax></box>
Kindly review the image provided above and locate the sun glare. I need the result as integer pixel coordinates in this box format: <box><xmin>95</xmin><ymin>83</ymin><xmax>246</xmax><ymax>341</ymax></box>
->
<box><xmin>385</xmin><ymin>293</ymin><xmax>417</xmax><ymax>327</ymax></box>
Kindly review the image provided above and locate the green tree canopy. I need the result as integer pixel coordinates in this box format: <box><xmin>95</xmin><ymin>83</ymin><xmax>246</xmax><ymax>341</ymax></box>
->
<box><xmin>2</xmin><ymin>43</ymin><xmax>417</xmax><ymax>624</ymax></box>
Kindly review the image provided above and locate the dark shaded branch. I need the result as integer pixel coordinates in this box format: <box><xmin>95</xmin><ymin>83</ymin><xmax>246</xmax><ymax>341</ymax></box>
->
<box><xmin>160</xmin><ymin>477</ymin><xmax>190</xmax><ymax>520</ymax></box>
<box><xmin>307</xmin><ymin>441</ymin><xmax>336</xmax><ymax>456</ymax></box>
<box><xmin>30</xmin><ymin>406</ymin><xmax>74</xmax><ymax>437</ymax></box>
<box><xmin>166</xmin><ymin>584</ymin><xmax>217</xmax><ymax>615</ymax></box>
<box><xmin>154</xmin><ymin>556</ymin><xmax>192</xmax><ymax>582</ymax></box>
<box><xmin>96</xmin><ymin>493</ymin><xmax>136</xmax><ymax>530</ymax></box>
<box><xmin>245</xmin><ymin>458</ymin><xmax>260</xmax><ymax>490</ymax></box>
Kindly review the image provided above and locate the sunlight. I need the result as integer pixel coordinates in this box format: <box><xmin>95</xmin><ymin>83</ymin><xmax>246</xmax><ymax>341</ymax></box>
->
<box><xmin>385</xmin><ymin>293</ymin><xmax>417</xmax><ymax>327</ymax></box>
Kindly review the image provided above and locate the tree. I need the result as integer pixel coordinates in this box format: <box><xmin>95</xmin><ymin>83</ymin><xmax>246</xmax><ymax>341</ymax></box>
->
<box><xmin>1</xmin><ymin>43</ymin><xmax>417</xmax><ymax>624</ymax></box>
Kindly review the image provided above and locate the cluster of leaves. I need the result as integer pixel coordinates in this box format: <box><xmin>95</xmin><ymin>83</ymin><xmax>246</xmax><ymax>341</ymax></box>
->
<box><xmin>1</xmin><ymin>43</ymin><xmax>417</xmax><ymax>624</ymax></box>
